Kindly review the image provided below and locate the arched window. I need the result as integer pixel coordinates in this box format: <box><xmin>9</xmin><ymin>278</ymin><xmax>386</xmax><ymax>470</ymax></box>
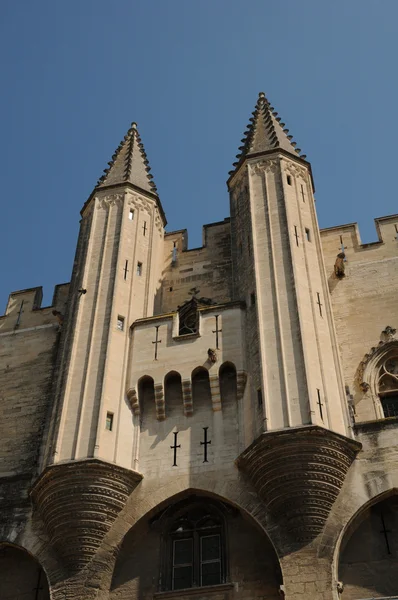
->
<box><xmin>164</xmin><ymin>502</ymin><xmax>226</xmax><ymax>591</ymax></box>
<box><xmin>138</xmin><ymin>376</ymin><xmax>155</xmax><ymax>418</ymax></box>
<box><xmin>377</xmin><ymin>355</ymin><xmax>398</xmax><ymax>417</ymax></box>
<box><xmin>219</xmin><ymin>362</ymin><xmax>237</xmax><ymax>406</ymax></box>
<box><xmin>192</xmin><ymin>367</ymin><xmax>212</xmax><ymax>410</ymax></box>
<box><xmin>165</xmin><ymin>371</ymin><xmax>183</xmax><ymax>416</ymax></box>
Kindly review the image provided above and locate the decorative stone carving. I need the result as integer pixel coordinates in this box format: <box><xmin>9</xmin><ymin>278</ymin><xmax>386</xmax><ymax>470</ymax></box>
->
<box><xmin>154</xmin><ymin>382</ymin><xmax>165</xmax><ymax>420</ymax></box>
<box><xmin>355</xmin><ymin>326</ymin><xmax>398</xmax><ymax>392</ymax></box>
<box><xmin>31</xmin><ymin>459</ymin><xmax>142</xmax><ymax>573</ymax></box>
<box><xmin>209</xmin><ymin>374</ymin><xmax>222</xmax><ymax>412</ymax></box>
<box><xmin>127</xmin><ymin>387</ymin><xmax>140</xmax><ymax>415</ymax></box>
<box><xmin>283</xmin><ymin>161</ymin><xmax>308</xmax><ymax>179</ymax></box>
<box><xmin>236</xmin><ymin>426</ymin><xmax>361</xmax><ymax>547</ymax></box>
<box><xmin>182</xmin><ymin>379</ymin><xmax>193</xmax><ymax>416</ymax></box>
<box><xmin>236</xmin><ymin>371</ymin><xmax>247</xmax><ymax>401</ymax></box>
<box><xmin>207</xmin><ymin>348</ymin><xmax>217</xmax><ymax>363</ymax></box>
<box><xmin>249</xmin><ymin>159</ymin><xmax>278</xmax><ymax>175</ymax></box>
<box><xmin>381</xmin><ymin>325</ymin><xmax>397</xmax><ymax>343</ymax></box>
<box><xmin>334</xmin><ymin>252</ymin><xmax>346</xmax><ymax>278</ymax></box>
<box><xmin>96</xmin><ymin>193</ymin><xmax>124</xmax><ymax>210</ymax></box>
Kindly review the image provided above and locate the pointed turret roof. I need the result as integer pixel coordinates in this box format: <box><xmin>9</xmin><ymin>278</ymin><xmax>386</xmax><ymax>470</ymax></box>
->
<box><xmin>229</xmin><ymin>92</ymin><xmax>307</xmax><ymax>178</ymax></box>
<box><xmin>96</xmin><ymin>122</ymin><xmax>158</xmax><ymax>197</ymax></box>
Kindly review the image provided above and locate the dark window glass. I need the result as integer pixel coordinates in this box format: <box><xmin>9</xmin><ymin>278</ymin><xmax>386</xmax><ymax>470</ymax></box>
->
<box><xmin>173</xmin><ymin>539</ymin><xmax>193</xmax><ymax>589</ymax></box>
<box><xmin>381</xmin><ymin>395</ymin><xmax>398</xmax><ymax>418</ymax></box>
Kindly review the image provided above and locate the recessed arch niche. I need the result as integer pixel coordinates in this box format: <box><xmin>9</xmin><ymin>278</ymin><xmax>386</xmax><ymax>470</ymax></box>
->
<box><xmin>110</xmin><ymin>492</ymin><xmax>282</xmax><ymax>599</ymax></box>
<box><xmin>338</xmin><ymin>492</ymin><xmax>398</xmax><ymax>599</ymax></box>
<box><xmin>0</xmin><ymin>543</ymin><xmax>50</xmax><ymax>599</ymax></box>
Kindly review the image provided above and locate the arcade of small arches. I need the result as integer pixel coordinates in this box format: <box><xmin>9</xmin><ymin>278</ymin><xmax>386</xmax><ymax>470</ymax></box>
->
<box><xmin>127</xmin><ymin>362</ymin><xmax>247</xmax><ymax>421</ymax></box>
<box><xmin>2</xmin><ymin>490</ymin><xmax>398</xmax><ymax>599</ymax></box>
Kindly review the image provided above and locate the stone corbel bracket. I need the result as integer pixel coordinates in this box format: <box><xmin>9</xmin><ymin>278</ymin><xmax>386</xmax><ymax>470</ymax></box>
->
<box><xmin>31</xmin><ymin>459</ymin><xmax>142</xmax><ymax>573</ymax></box>
<box><xmin>236</xmin><ymin>426</ymin><xmax>361</xmax><ymax>547</ymax></box>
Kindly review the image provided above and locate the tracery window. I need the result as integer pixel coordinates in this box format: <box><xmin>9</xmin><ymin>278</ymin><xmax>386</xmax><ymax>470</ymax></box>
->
<box><xmin>377</xmin><ymin>355</ymin><xmax>398</xmax><ymax>417</ymax></box>
<box><xmin>163</xmin><ymin>503</ymin><xmax>226</xmax><ymax>591</ymax></box>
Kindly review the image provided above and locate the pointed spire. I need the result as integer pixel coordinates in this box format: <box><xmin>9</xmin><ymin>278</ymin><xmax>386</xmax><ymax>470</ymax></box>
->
<box><xmin>96</xmin><ymin>122</ymin><xmax>158</xmax><ymax>196</ymax></box>
<box><xmin>229</xmin><ymin>92</ymin><xmax>305</xmax><ymax>176</ymax></box>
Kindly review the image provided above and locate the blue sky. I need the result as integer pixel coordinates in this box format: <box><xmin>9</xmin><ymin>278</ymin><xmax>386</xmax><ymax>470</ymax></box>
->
<box><xmin>1</xmin><ymin>0</ymin><xmax>397</xmax><ymax>308</ymax></box>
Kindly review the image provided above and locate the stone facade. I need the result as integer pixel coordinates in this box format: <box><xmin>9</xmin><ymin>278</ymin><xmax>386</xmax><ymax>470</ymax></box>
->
<box><xmin>1</xmin><ymin>93</ymin><xmax>398</xmax><ymax>600</ymax></box>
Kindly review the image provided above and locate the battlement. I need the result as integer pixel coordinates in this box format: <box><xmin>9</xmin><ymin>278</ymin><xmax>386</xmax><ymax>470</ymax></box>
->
<box><xmin>0</xmin><ymin>283</ymin><xmax>70</xmax><ymax>334</ymax></box>
<box><xmin>160</xmin><ymin>219</ymin><xmax>232</xmax><ymax>314</ymax></box>
<box><xmin>320</xmin><ymin>214</ymin><xmax>398</xmax><ymax>275</ymax></box>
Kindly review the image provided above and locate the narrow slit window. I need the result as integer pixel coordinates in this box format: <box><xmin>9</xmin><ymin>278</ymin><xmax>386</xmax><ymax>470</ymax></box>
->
<box><xmin>257</xmin><ymin>388</ymin><xmax>263</xmax><ymax>407</ymax></box>
<box><xmin>105</xmin><ymin>412</ymin><xmax>114</xmax><ymax>431</ymax></box>
<box><xmin>137</xmin><ymin>262</ymin><xmax>143</xmax><ymax>276</ymax></box>
<box><xmin>305</xmin><ymin>228</ymin><xmax>311</xmax><ymax>242</ymax></box>
<box><xmin>117</xmin><ymin>316</ymin><xmax>125</xmax><ymax>331</ymax></box>
<box><xmin>142</xmin><ymin>221</ymin><xmax>147</xmax><ymax>236</ymax></box>
<box><xmin>287</xmin><ymin>175</ymin><xmax>292</xmax><ymax>186</ymax></box>
<box><xmin>129</xmin><ymin>209</ymin><xmax>134</xmax><ymax>221</ymax></box>
<box><xmin>247</xmin><ymin>236</ymin><xmax>251</xmax><ymax>256</ymax></box>
<box><xmin>123</xmin><ymin>260</ymin><xmax>129</xmax><ymax>280</ymax></box>
<box><xmin>300</xmin><ymin>184</ymin><xmax>305</xmax><ymax>202</ymax></box>
<box><xmin>169</xmin><ymin>286</ymin><xmax>173</xmax><ymax>292</ymax></box>
<box><xmin>250</xmin><ymin>292</ymin><xmax>256</xmax><ymax>306</ymax></box>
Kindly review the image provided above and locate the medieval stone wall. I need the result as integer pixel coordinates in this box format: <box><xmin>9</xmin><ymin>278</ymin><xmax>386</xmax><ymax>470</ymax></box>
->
<box><xmin>320</xmin><ymin>215</ymin><xmax>398</xmax><ymax>422</ymax></box>
<box><xmin>0</xmin><ymin>284</ymin><xmax>68</xmax><ymax>542</ymax></box>
<box><xmin>159</xmin><ymin>220</ymin><xmax>232</xmax><ymax>315</ymax></box>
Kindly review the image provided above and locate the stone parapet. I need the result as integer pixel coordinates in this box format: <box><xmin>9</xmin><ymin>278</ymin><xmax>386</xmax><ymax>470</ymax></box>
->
<box><xmin>236</xmin><ymin>425</ymin><xmax>361</xmax><ymax>548</ymax></box>
<box><xmin>31</xmin><ymin>458</ymin><xmax>142</xmax><ymax>573</ymax></box>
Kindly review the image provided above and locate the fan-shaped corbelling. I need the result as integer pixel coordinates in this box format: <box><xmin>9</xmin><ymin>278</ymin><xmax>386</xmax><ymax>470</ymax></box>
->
<box><xmin>236</xmin><ymin>426</ymin><xmax>361</xmax><ymax>546</ymax></box>
<box><xmin>31</xmin><ymin>459</ymin><xmax>142</xmax><ymax>573</ymax></box>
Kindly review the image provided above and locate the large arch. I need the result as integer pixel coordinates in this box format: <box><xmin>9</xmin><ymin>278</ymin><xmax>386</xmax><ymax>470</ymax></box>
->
<box><xmin>337</xmin><ymin>489</ymin><xmax>398</xmax><ymax>598</ymax></box>
<box><xmin>0</xmin><ymin>542</ymin><xmax>51</xmax><ymax>599</ymax></box>
<box><xmin>109</xmin><ymin>489</ymin><xmax>282</xmax><ymax>599</ymax></box>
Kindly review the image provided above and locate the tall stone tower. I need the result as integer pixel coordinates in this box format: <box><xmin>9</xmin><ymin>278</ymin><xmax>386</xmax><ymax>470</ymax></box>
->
<box><xmin>32</xmin><ymin>123</ymin><xmax>166</xmax><ymax>572</ymax></box>
<box><xmin>230</xmin><ymin>94</ymin><xmax>360</xmax><ymax>546</ymax></box>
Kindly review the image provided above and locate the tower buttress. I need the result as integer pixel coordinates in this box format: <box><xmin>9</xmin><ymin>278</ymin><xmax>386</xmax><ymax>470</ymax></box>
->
<box><xmin>228</xmin><ymin>92</ymin><xmax>349</xmax><ymax>438</ymax></box>
<box><xmin>230</xmin><ymin>94</ymin><xmax>360</xmax><ymax>546</ymax></box>
<box><xmin>48</xmin><ymin>122</ymin><xmax>166</xmax><ymax>468</ymax></box>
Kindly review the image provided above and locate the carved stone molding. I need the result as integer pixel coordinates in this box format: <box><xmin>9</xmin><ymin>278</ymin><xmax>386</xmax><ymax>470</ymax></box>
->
<box><xmin>96</xmin><ymin>193</ymin><xmax>125</xmax><ymax>210</ymax></box>
<box><xmin>355</xmin><ymin>326</ymin><xmax>398</xmax><ymax>392</ymax></box>
<box><xmin>236</xmin><ymin>371</ymin><xmax>247</xmax><ymax>401</ymax></box>
<box><xmin>249</xmin><ymin>159</ymin><xmax>279</xmax><ymax>175</ymax></box>
<box><xmin>127</xmin><ymin>387</ymin><xmax>140</xmax><ymax>415</ymax></box>
<box><xmin>282</xmin><ymin>160</ymin><xmax>308</xmax><ymax>179</ymax></box>
<box><xmin>182</xmin><ymin>379</ymin><xmax>193</xmax><ymax>416</ymax></box>
<box><xmin>31</xmin><ymin>459</ymin><xmax>142</xmax><ymax>573</ymax></box>
<box><xmin>236</xmin><ymin>426</ymin><xmax>361</xmax><ymax>547</ymax></box>
<box><xmin>209</xmin><ymin>374</ymin><xmax>222</xmax><ymax>412</ymax></box>
<box><xmin>155</xmin><ymin>383</ymin><xmax>166</xmax><ymax>420</ymax></box>
<box><xmin>127</xmin><ymin>192</ymin><xmax>153</xmax><ymax>215</ymax></box>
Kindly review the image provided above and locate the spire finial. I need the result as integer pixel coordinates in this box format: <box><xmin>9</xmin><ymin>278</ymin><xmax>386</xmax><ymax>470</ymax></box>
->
<box><xmin>228</xmin><ymin>92</ymin><xmax>306</xmax><ymax>179</ymax></box>
<box><xmin>95</xmin><ymin>121</ymin><xmax>158</xmax><ymax>196</ymax></box>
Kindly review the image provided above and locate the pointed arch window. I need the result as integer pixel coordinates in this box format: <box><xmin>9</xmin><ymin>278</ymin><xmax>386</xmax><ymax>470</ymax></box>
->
<box><xmin>164</xmin><ymin>503</ymin><xmax>226</xmax><ymax>591</ymax></box>
<box><xmin>377</xmin><ymin>355</ymin><xmax>398</xmax><ymax>417</ymax></box>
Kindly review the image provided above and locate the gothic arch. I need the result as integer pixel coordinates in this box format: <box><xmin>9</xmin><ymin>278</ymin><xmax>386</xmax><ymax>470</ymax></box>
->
<box><xmin>109</xmin><ymin>489</ymin><xmax>283</xmax><ymax>598</ymax></box>
<box><xmin>0</xmin><ymin>542</ymin><xmax>51</xmax><ymax>599</ymax></box>
<box><xmin>336</xmin><ymin>489</ymin><xmax>398</xmax><ymax>599</ymax></box>
<box><xmin>355</xmin><ymin>335</ymin><xmax>398</xmax><ymax>420</ymax></box>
